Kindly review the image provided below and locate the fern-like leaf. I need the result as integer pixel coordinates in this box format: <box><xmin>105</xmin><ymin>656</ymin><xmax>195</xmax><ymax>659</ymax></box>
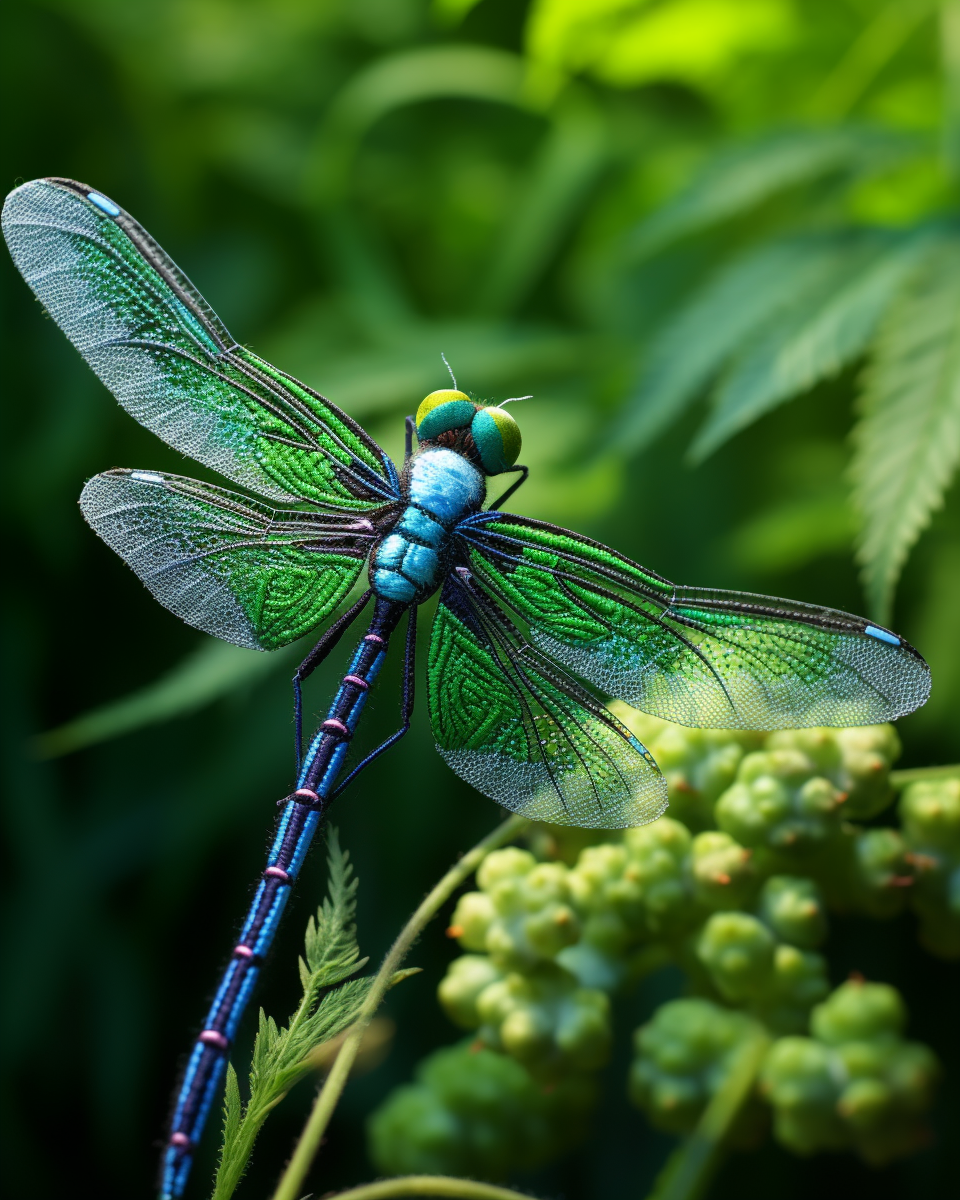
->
<box><xmin>689</xmin><ymin>226</ymin><xmax>942</xmax><ymax>462</ymax></box>
<box><xmin>212</xmin><ymin>830</ymin><xmax>371</xmax><ymax>1200</ymax></box>
<box><xmin>851</xmin><ymin>241</ymin><xmax>960</xmax><ymax>623</ymax></box>
<box><xmin>628</xmin><ymin>125</ymin><xmax>918</xmax><ymax>257</ymax></box>
<box><xmin>614</xmin><ymin>234</ymin><xmax>855</xmax><ymax>452</ymax></box>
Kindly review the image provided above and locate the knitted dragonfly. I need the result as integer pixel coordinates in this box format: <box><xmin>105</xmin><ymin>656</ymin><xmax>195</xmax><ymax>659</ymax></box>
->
<box><xmin>3</xmin><ymin>178</ymin><xmax>931</xmax><ymax>1198</ymax></box>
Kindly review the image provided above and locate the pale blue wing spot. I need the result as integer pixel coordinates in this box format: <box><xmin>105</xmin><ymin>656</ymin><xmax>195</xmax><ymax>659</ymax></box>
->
<box><xmin>864</xmin><ymin>625</ymin><xmax>900</xmax><ymax>646</ymax></box>
<box><xmin>87</xmin><ymin>191</ymin><xmax>121</xmax><ymax>217</ymax></box>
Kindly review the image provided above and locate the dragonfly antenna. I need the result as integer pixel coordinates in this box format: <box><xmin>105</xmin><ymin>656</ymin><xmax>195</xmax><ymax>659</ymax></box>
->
<box><xmin>440</xmin><ymin>352</ymin><xmax>457</xmax><ymax>390</ymax></box>
<box><xmin>500</xmin><ymin>395</ymin><xmax>532</xmax><ymax>405</ymax></box>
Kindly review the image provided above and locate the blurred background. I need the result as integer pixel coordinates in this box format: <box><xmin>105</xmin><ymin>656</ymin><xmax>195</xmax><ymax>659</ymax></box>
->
<box><xmin>1</xmin><ymin>1</ymin><xmax>957</xmax><ymax>1197</ymax></box>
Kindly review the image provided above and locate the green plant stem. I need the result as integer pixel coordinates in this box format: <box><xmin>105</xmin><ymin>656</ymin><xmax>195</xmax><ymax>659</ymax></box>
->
<box><xmin>645</xmin><ymin>1031</ymin><xmax>771</xmax><ymax>1200</ymax></box>
<box><xmin>271</xmin><ymin>814</ymin><xmax>529</xmax><ymax>1200</ymax></box>
<box><xmin>323</xmin><ymin>1177</ymin><xmax>535</xmax><ymax>1200</ymax></box>
<box><xmin>890</xmin><ymin>763</ymin><xmax>960</xmax><ymax>788</ymax></box>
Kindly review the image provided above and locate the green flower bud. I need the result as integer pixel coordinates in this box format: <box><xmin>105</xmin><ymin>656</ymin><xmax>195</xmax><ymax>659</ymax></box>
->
<box><xmin>438</xmin><ymin>955</ymin><xmax>504</xmax><ymax>1029</ymax></box>
<box><xmin>696</xmin><ymin>912</ymin><xmax>776</xmax><ymax>1002</ymax></box>
<box><xmin>622</xmin><ymin>817</ymin><xmax>701</xmax><ymax>938</ymax></box>
<box><xmin>766</xmin><ymin>725</ymin><xmax>900</xmax><ymax>819</ymax></box>
<box><xmin>475</xmin><ymin>962</ymin><xmax>611</xmax><ymax>1076</ymax></box>
<box><xmin>648</xmin><ymin>726</ymin><xmax>764</xmax><ymax>831</ymax></box>
<box><xmin>760</xmin><ymin>1036</ymin><xmax>847</xmax><ymax>1153</ymax></box>
<box><xmin>716</xmin><ymin>749</ymin><xmax>845</xmax><ymax>856</ymax></box>
<box><xmin>367</xmin><ymin>1040</ymin><xmax>596</xmax><ymax>1179</ymax></box>
<box><xmin>757</xmin><ymin>876</ymin><xmax>828</xmax><ymax>948</ymax></box>
<box><xmin>811</xmin><ymin>979</ymin><xmax>905</xmax><ymax>1045</ymax></box>
<box><xmin>899</xmin><ymin>778</ymin><xmax>960</xmax><ymax>959</ymax></box>
<box><xmin>754</xmin><ymin>944</ymin><xmax>830</xmax><ymax>1034</ymax></box>
<box><xmin>463</xmin><ymin>849</ymin><xmax>580</xmax><ymax>968</ymax></box>
<box><xmin>629</xmin><ymin>998</ymin><xmax>763</xmax><ymax>1134</ymax></box>
<box><xmin>690</xmin><ymin>831</ymin><xmax>757</xmax><ymax>909</ymax></box>
<box><xmin>848</xmin><ymin>828</ymin><xmax>914</xmax><ymax>919</ymax></box>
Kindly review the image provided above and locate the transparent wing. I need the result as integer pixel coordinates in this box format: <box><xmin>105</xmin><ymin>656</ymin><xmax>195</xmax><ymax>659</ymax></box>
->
<box><xmin>2</xmin><ymin>178</ymin><xmax>399</xmax><ymax>510</ymax></box>
<box><xmin>80</xmin><ymin>470</ymin><xmax>376</xmax><ymax>650</ymax></box>
<box><xmin>457</xmin><ymin>513</ymin><xmax>931</xmax><ymax>730</ymax></box>
<box><xmin>427</xmin><ymin>573</ymin><xmax>667</xmax><ymax>829</ymax></box>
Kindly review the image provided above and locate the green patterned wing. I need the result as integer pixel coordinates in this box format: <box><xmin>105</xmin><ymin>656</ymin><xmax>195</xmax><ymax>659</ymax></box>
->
<box><xmin>427</xmin><ymin>573</ymin><xmax>667</xmax><ymax>829</ymax></box>
<box><xmin>2</xmin><ymin>178</ymin><xmax>399</xmax><ymax>511</ymax></box>
<box><xmin>456</xmin><ymin>513</ymin><xmax>931</xmax><ymax>730</ymax></box>
<box><xmin>80</xmin><ymin>470</ymin><xmax>375</xmax><ymax>650</ymax></box>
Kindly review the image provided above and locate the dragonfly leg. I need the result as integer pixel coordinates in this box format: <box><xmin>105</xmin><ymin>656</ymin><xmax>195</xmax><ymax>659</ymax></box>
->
<box><xmin>405</xmin><ymin>414</ymin><xmax>416</xmax><ymax>462</ymax></box>
<box><xmin>294</xmin><ymin>589</ymin><xmax>373</xmax><ymax>772</ymax></box>
<box><xmin>487</xmin><ymin>464</ymin><xmax>529</xmax><ymax>511</ymax></box>
<box><xmin>330</xmin><ymin>603</ymin><xmax>417</xmax><ymax>798</ymax></box>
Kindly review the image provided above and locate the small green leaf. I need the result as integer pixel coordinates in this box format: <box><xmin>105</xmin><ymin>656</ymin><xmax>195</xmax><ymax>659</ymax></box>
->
<box><xmin>851</xmin><ymin>242</ymin><xmax>960</xmax><ymax>622</ymax></box>
<box><xmin>389</xmin><ymin>967</ymin><xmax>423</xmax><ymax>988</ymax></box>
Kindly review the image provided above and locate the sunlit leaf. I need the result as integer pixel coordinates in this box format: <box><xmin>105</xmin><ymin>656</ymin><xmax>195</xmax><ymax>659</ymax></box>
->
<box><xmin>690</xmin><ymin>226</ymin><xmax>943</xmax><ymax>462</ymax></box>
<box><xmin>612</xmin><ymin>235</ymin><xmax>852</xmax><ymax>452</ymax></box>
<box><xmin>628</xmin><ymin>126</ymin><xmax>918</xmax><ymax>258</ymax></box>
<box><xmin>851</xmin><ymin>242</ymin><xmax>960</xmax><ymax>623</ymax></box>
<box><xmin>35</xmin><ymin>638</ymin><xmax>297</xmax><ymax>758</ymax></box>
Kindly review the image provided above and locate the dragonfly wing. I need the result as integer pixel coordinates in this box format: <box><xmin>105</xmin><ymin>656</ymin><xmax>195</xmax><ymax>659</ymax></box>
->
<box><xmin>2</xmin><ymin>178</ymin><xmax>399</xmax><ymax>510</ymax></box>
<box><xmin>80</xmin><ymin>470</ymin><xmax>375</xmax><ymax>649</ymax></box>
<box><xmin>427</xmin><ymin>573</ymin><xmax>667</xmax><ymax>829</ymax></box>
<box><xmin>457</xmin><ymin>513</ymin><xmax>931</xmax><ymax>730</ymax></box>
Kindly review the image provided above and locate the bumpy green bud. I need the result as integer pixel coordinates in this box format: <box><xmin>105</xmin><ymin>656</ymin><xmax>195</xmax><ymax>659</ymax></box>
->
<box><xmin>757</xmin><ymin>876</ymin><xmax>828</xmax><ymax>948</ymax></box>
<box><xmin>766</xmin><ymin>725</ymin><xmax>900</xmax><ymax>819</ymax></box>
<box><xmin>899</xmin><ymin>778</ymin><xmax>960</xmax><ymax>958</ymax></box>
<box><xmin>715</xmin><ymin>749</ymin><xmax>844</xmax><ymax>855</ymax></box>
<box><xmin>649</xmin><ymin>727</ymin><xmax>765</xmax><ymax>831</ymax></box>
<box><xmin>367</xmin><ymin>1040</ymin><xmax>596</xmax><ymax>1179</ymax></box>
<box><xmin>849</xmin><ymin>828</ymin><xmax>914</xmax><ymax>919</ymax></box>
<box><xmin>810</xmin><ymin>978</ymin><xmax>904</xmax><ymax>1044</ymax></box>
<box><xmin>475</xmin><ymin>962</ymin><xmax>611</xmax><ymax>1077</ymax></box>
<box><xmin>438</xmin><ymin>955</ymin><xmax>504</xmax><ymax>1029</ymax></box>
<box><xmin>696</xmin><ymin>912</ymin><xmax>776</xmax><ymax>1002</ymax></box>
<box><xmin>760</xmin><ymin>1036</ymin><xmax>847</xmax><ymax>1153</ymax></box>
<box><xmin>755</xmin><ymin>944</ymin><xmax>830</xmax><ymax>1034</ymax></box>
<box><xmin>629</xmin><ymin>998</ymin><xmax>763</xmax><ymax>1134</ymax></box>
<box><xmin>689</xmin><ymin>831</ymin><xmax>757</xmax><ymax>910</ymax></box>
<box><xmin>453</xmin><ymin>848</ymin><xmax>579</xmax><ymax>968</ymax></box>
<box><xmin>761</xmin><ymin>980</ymin><xmax>939</xmax><ymax>1163</ymax></box>
<box><xmin>622</xmin><ymin>817</ymin><xmax>701</xmax><ymax>938</ymax></box>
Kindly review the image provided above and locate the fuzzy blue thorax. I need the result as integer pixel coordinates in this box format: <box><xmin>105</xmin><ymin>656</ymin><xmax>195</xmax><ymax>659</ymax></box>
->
<box><xmin>370</xmin><ymin>447</ymin><xmax>485</xmax><ymax>603</ymax></box>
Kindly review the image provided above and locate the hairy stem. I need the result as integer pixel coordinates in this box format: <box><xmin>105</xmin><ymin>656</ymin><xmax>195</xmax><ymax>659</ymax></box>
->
<box><xmin>646</xmin><ymin>1031</ymin><xmax>770</xmax><ymax>1200</ymax></box>
<box><xmin>324</xmin><ymin>1177</ymin><xmax>536</xmax><ymax>1200</ymax></box>
<box><xmin>271</xmin><ymin>814</ymin><xmax>529</xmax><ymax>1200</ymax></box>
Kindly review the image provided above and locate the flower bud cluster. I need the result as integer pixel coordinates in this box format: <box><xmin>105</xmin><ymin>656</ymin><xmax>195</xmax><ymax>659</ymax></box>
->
<box><xmin>761</xmin><ymin>980</ymin><xmax>939</xmax><ymax>1163</ymax></box>
<box><xmin>368</xmin><ymin>720</ymin><xmax>946</xmax><ymax>1179</ymax></box>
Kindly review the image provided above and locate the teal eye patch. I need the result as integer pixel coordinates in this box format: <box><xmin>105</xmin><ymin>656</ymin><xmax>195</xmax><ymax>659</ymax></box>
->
<box><xmin>416</xmin><ymin>390</ymin><xmax>476</xmax><ymax>441</ymax></box>
<box><xmin>471</xmin><ymin>406</ymin><xmax>522</xmax><ymax>474</ymax></box>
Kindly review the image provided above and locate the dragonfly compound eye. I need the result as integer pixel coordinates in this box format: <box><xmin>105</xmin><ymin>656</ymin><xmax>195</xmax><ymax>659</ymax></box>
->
<box><xmin>471</xmin><ymin>406</ymin><xmax>522</xmax><ymax>475</ymax></box>
<box><xmin>416</xmin><ymin>390</ymin><xmax>477</xmax><ymax>441</ymax></box>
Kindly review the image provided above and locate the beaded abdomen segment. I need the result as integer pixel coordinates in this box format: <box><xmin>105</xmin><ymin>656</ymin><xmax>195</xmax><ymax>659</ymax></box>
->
<box><xmin>370</xmin><ymin>447</ymin><xmax>484</xmax><ymax>603</ymax></box>
<box><xmin>161</xmin><ymin>598</ymin><xmax>405</xmax><ymax>1199</ymax></box>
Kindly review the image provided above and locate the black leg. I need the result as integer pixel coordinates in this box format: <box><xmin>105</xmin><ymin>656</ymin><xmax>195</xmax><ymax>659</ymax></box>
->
<box><xmin>294</xmin><ymin>589</ymin><xmax>373</xmax><ymax>771</ymax></box>
<box><xmin>488</xmin><ymin>465</ymin><xmax>529</xmax><ymax>511</ymax></box>
<box><xmin>405</xmin><ymin>415</ymin><xmax>416</xmax><ymax>463</ymax></box>
<box><xmin>330</xmin><ymin>604</ymin><xmax>418</xmax><ymax>799</ymax></box>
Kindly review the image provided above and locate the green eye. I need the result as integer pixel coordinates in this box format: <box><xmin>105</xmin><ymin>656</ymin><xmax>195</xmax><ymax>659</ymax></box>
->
<box><xmin>471</xmin><ymin>406</ymin><xmax>521</xmax><ymax>475</ymax></box>
<box><xmin>416</xmin><ymin>390</ymin><xmax>477</xmax><ymax>441</ymax></box>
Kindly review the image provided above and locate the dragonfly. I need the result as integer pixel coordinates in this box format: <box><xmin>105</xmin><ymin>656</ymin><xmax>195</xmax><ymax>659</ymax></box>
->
<box><xmin>3</xmin><ymin>177</ymin><xmax>931</xmax><ymax>1197</ymax></box>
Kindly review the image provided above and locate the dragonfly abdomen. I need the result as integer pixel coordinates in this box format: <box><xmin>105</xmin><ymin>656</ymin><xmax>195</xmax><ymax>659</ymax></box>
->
<box><xmin>370</xmin><ymin>447</ymin><xmax>484</xmax><ymax>603</ymax></box>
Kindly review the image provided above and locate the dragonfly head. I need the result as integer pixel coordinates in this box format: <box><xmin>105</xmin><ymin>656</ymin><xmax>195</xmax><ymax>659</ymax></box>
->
<box><xmin>416</xmin><ymin>389</ymin><xmax>522</xmax><ymax>475</ymax></box>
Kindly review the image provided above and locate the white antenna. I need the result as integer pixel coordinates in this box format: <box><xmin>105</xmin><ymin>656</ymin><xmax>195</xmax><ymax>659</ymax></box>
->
<box><xmin>440</xmin><ymin>352</ymin><xmax>457</xmax><ymax>390</ymax></box>
<box><xmin>500</xmin><ymin>395</ymin><xmax>532</xmax><ymax>406</ymax></box>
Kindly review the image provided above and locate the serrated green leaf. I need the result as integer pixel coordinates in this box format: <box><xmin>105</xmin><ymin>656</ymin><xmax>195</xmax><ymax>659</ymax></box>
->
<box><xmin>851</xmin><ymin>242</ymin><xmax>960</xmax><ymax>622</ymax></box>
<box><xmin>613</xmin><ymin>234</ymin><xmax>853</xmax><ymax>452</ymax></box>
<box><xmin>629</xmin><ymin>125</ymin><xmax>918</xmax><ymax>257</ymax></box>
<box><xmin>690</xmin><ymin>226</ymin><xmax>942</xmax><ymax>462</ymax></box>
<box><xmin>213</xmin><ymin>830</ymin><xmax>371</xmax><ymax>1200</ymax></box>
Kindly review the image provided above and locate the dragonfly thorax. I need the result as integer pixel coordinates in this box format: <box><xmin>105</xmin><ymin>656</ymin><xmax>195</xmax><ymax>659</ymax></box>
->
<box><xmin>369</xmin><ymin>446</ymin><xmax>485</xmax><ymax>603</ymax></box>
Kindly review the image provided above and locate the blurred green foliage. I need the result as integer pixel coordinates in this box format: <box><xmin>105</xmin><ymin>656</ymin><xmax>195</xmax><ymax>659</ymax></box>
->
<box><xmin>1</xmin><ymin>2</ymin><xmax>957</xmax><ymax>1199</ymax></box>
